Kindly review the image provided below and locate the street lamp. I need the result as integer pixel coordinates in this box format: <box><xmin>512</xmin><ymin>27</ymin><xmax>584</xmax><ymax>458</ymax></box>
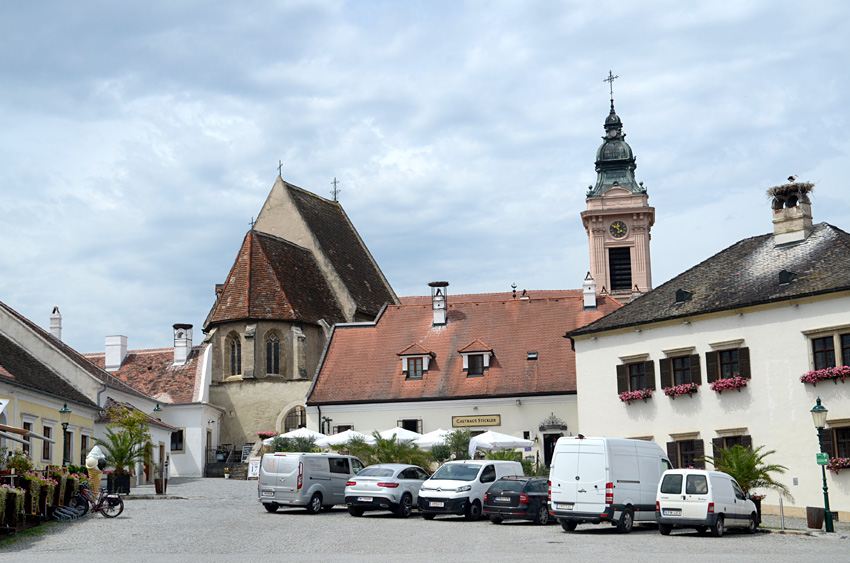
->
<box><xmin>810</xmin><ymin>397</ymin><xmax>834</xmax><ymax>533</ymax></box>
<box><xmin>59</xmin><ymin>403</ymin><xmax>72</xmax><ymax>467</ymax></box>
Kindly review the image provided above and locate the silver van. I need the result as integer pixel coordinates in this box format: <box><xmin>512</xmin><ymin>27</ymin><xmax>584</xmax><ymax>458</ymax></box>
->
<box><xmin>258</xmin><ymin>452</ymin><xmax>364</xmax><ymax>514</ymax></box>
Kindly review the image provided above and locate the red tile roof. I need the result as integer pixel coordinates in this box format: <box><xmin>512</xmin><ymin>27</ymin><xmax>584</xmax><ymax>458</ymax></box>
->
<box><xmin>204</xmin><ymin>230</ymin><xmax>346</xmax><ymax>328</ymax></box>
<box><xmin>307</xmin><ymin>290</ymin><xmax>620</xmax><ymax>405</ymax></box>
<box><xmin>397</xmin><ymin>343</ymin><xmax>433</xmax><ymax>356</ymax></box>
<box><xmin>85</xmin><ymin>347</ymin><xmax>204</xmax><ymax>404</ymax></box>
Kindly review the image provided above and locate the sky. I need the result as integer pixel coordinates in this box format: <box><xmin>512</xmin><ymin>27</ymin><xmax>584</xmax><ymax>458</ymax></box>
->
<box><xmin>1</xmin><ymin>1</ymin><xmax>848</xmax><ymax>354</ymax></box>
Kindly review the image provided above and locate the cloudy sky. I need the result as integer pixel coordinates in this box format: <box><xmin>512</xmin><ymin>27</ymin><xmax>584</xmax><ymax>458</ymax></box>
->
<box><xmin>2</xmin><ymin>1</ymin><xmax>848</xmax><ymax>353</ymax></box>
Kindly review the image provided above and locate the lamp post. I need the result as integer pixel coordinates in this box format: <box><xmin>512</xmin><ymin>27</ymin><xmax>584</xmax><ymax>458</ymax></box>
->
<box><xmin>810</xmin><ymin>397</ymin><xmax>834</xmax><ymax>533</ymax></box>
<box><xmin>59</xmin><ymin>403</ymin><xmax>72</xmax><ymax>467</ymax></box>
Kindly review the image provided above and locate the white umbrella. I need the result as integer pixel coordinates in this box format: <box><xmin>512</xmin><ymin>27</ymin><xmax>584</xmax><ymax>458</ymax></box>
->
<box><xmin>377</xmin><ymin>427</ymin><xmax>422</xmax><ymax>443</ymax></box>
<box><xmin>469</xmin><ymin>430</ymin><xmax>534</xmax><ymax>458</ymax></box>
<box><xmin>263</xmin><ymin>427</ymin><xmax>326</xmax><ymax>445</ymax></box>
<box><xmin>315</xmin><ymin>429</ymin><xmax>376</xmax><ymax>448</ymax></box>
<box><xmin>413</xmin><ymin>428</ymin><xmax>451</xmax><ymax>450</ymax></box>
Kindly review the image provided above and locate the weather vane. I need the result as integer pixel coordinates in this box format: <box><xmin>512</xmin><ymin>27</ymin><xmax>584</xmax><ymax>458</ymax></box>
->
<box><xmin>604</xmin><ymin>70</ymin><xmax>619</xmax><ymax>107</ymax></box>
<box><xmin>330</xmin><ymin>177</ymin><xmax>341</xmax><ymax>201</ymax></box>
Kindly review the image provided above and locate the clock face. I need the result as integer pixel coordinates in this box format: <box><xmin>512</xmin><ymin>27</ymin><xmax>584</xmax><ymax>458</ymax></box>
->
<box><xmin>609</xmin><ymin>220</ymin><xmax>628</xmax><ymax>239</ymax></box>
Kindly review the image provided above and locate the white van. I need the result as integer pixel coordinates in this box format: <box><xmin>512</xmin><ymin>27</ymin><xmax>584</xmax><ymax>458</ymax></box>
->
<box><xmin>258</xmin><ymin>452</ymin><xmax>364</xmax><ymax>514</ymax></box>
<box><xmin>655</xmin><ymin>469</ymin><xmax>758</xmax><ymax>536</ymax></box>
<box><xmin>549</xmin><ymin>436</ymin><xmax>671</xmax><ymax>533</ymax></box>
<box><xmin>418</xmin><ymin>460</ymin><xmax>523</xmax><ymax>521</ymax></box>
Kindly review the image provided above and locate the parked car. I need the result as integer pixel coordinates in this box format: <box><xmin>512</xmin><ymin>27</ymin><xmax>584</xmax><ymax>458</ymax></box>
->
<box><xmin>258</xmin><ymin>452</ymin><xmax>364</xmax><ymax>514</ymax></box>
<box><xmin>483</xmin><ymin>476</ymin><xmax>551</xmax><ymax>525</ymax></box>
<box><xmin>549</xmin><ymin>436</ymin><xmax>671</xmax><ymax>533</ymax></box>
<box><xmin>655</xmin><ymin>469</ymin><xmax>758</xmax><ymax>537</ymax></box>
<box><xmin>418</xmin><ymin>460</ymin><xmax>523</xmax><ymax>521</ymax></box>
<box><xmin>344</xmin><ymin>464</ymin><xmax>430</xmax><ymax>518</ymax></box>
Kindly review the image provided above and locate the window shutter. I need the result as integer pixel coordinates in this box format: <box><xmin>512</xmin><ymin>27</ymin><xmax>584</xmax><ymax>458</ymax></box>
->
<box><xmin>712</xmin><ymin>438</ymin><xmax>723</xmax><ymax>461</ymax></box>
<box><xmin>659</xmin><ymin>358</ymin><xmax>672</xmax><ymax>389</ymax></box>
<box><xmin>690</xmin><ymin>354</ymin><xmax>702</xmax><ymax>385</ymax></box>
<box><xmin>741</xmin><ymin>434</ymin><xmax>753</xmax><ymax>450</ymax></box>
<box><xmin>694</xmin><ymin>440</ymin><xmax>706</xmax><ymax>469</ymax></box>
<box><xmin>822</xmin><ymin>429</ymin><xmax>836</xmax><ymax>458</ymax></box>
<box><xmin>616</xmin><ymin>365</ymin><xmax>627</xmax><ymax>394</ymax></box>
<box><xmin>417</xmin><ymin>419</ymin><xmax>423</xmax><ymax>434</ymax></box>
<box><xmin>397</xmin><ymin>419</ymin><xmax>402</xmax><ymax>428</ymax></box>
<box><xmin>645</xmin><ymin>361</ymin><xmax>656</xmax><ymax>391</ymax></box>
<box><xmin>705</xmin><ymin>351</ymin><xmax>718</xmax><ymax>383</ymax></box>
<box><xmin>667</xmin><ymin>441</ymin><xmax>679</xmax><ymax>469</ymax></box>
<box><xmin>738</xmin><ymin>347</ymin><xmax>751</xmax><ymax>379</ymax></box>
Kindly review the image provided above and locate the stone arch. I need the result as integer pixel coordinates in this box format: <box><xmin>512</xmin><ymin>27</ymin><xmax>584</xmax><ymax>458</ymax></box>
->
<box><xmin>275</xmin><ymin>401</ymin><xmax>307</xmax><ymax>433</ymax></box>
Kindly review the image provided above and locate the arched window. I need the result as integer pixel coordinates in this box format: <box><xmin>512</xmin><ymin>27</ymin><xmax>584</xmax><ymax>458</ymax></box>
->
<box><xmin>266</xmin><ymin>333</ymin><xmax>280</xmax><ymax>375</ymax></box>
<box><xmin>228</xmin><ymin>334</ymin><xmax>241</xmax><ymax>376</ymax></box>
<box><xmin>284</xmin><ymin>406</ymin><xmax>306</xmax><ymax>432</ymax></box>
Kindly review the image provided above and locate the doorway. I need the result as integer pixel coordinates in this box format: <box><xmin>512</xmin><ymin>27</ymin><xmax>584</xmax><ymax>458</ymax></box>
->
<box><xmin>543</xmin><ymin>433</ymin><xmax>563</xmax><ymax>467</ymax></box>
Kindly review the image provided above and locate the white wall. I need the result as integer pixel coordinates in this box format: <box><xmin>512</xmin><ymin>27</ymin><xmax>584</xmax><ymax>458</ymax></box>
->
<box><xmin>162</xmin><ymin>403</ymin><xmax>222</xmax><ymax>477</ymax></box>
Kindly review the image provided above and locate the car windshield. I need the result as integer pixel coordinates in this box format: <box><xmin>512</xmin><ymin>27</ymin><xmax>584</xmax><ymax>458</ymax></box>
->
<box><xmin>660</xmin><ymin>474</ymin><xmax>683</xmax><ymax>494</ymax></box>
<box><xmin>430</xmin><ymin>464</ymin><xmax>481</xmax><ymax>481</ymax></box>
<box><xmin>489</xmin><ymin>479</ymin><xmax>526</xmax><ymax>492</ymax></box>
<box><xmin>356</xmin><ymin>467</ymin><xmax>395</xmax><ymax>477</ymax></box>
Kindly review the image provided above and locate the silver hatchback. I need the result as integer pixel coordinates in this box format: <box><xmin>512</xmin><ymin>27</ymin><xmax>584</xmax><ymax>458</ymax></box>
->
<box><xmin>344</xmin><ymin>464</ymin><xmax>430</xmax><ymax>518</ymax></box>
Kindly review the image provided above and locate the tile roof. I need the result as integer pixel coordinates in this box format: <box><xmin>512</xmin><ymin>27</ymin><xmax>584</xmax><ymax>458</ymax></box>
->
<box><xmin>0</xmin><ymin>329</ymin><xmax>97</xmax><ymax>408</ymax></box>
<box><xmin>285</xmin><ymin>183</ymin><xmax>398</xmax><ymax>316</ymax></box>
<box><xmin>307</xmin><ymin>290</ymin><xmax>621</xmax><ymax>405</ymax></box>
<box><xmin>85</xmin><ymin>346</ymin><xmax>205</xmax><ymax>404</ymax></box>
<box><xmin>570</xmin><ymin>222</ymin><xmax>850</xmax><ymax>336</ymax></box>
<box><xmin>99</xmin><ymin>397</ymin><xmax>177</xmax><ymax>431</ymax></box>
<box><xmin>205</xmin><ymin>230</ymin><xmax>346</xmax><ymax>327</ymax></box>
<box><xmin>0</xmin><ymin>300</ymin><xmax>148</xmax><ymax>400</ymax></box>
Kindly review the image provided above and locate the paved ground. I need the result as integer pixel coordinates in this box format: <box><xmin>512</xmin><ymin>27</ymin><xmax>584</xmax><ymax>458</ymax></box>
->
<box><xmin>1</xmin><ymin>478</ymin><xmax>847</xmax><ymax>562</ymax></box>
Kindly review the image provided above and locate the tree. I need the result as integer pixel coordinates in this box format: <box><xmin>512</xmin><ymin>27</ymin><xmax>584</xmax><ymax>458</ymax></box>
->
<box><xmin>94</xmin><ymin>407</ymin><xmax>152</xmax><ymax>475</ymax></box>
<box><xmin>701</xmin><ymin>444</ymin><xmax>794</xmax><ymax>502</ymax></box>
<box><xmin>445</xmin><ymin>429</ymin><xmax>471</xmax><ymax>460</ymax></box>
<box><xmin>429</xmin><ymin>443</ymin><xmax>451</xmax><ymax>465</ymax></box>
<box><xmin>269</xmin><ymin>436</ymin><xmax>316</xmax><ymax>453</ymax></box>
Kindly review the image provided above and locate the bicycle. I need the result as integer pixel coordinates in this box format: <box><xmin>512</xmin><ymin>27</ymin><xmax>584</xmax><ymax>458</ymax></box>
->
<box><xmin>68</xmin><ymin>483</ymin><xmax>125</xmax><ymax>518</ymax></box>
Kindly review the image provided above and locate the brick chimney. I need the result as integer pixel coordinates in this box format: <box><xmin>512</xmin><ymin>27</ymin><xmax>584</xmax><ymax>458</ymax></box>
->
<box><xmin>105</xmin><ymin>335</ymin><xmax>128</xmax><ymax>371</ymax></box>
<box><xmin>173</xmin><ymin>324</ymin><xmax>193</xmax><ymax>366</ymax></box>
<box><xmin>49</xmin><ymin>306</ymin><xmax>62</xmax><ymax>341</ymax></box>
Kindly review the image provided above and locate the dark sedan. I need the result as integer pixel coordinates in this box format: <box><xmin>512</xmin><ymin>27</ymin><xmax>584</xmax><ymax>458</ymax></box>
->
<box><xmin>483</xmin><ymin>477</ymin><xmax>551</xmax><ymax>525</ymax></box>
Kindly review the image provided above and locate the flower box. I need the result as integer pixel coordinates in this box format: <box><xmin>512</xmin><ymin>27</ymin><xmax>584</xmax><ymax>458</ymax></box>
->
<box><xmin>257</xmin><ymin>431</ymin><xmax>277</xmax><ymax>439</ymax></box>
<box><xmin>663</xmin><ymin>382</ymin><xmax>699</xmax><ymax>399</ymax></box>
<box><xmin>709</xmin><ymin>376</ymin><xmax>749</xmax><ymax>393</ymax></box>
<box><xmin>619</xmin><ymin>388</ymin><xmax>653</xmax><ymax>404</ymax></box>
<box><xmin>826</xmin><ymin>457</ymin><xmax>850</xmax><ymax>473</ymax></box>
<box><xmin>799</xmin><ymin>366</ymin><xmax>850</xmax><ymax>386</ymax></box>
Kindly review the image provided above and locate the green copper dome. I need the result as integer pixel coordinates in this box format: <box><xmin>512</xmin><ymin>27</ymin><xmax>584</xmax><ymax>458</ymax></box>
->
<box><xmin>587</xmin><ymin>103</ymin><xmax>644</xmax><ymax>197</ymax></box>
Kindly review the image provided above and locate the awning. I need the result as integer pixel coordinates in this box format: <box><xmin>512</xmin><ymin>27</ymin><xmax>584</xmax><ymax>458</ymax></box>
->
<box><xmin>0</xmin><ymin>430</ymin><xmax>30</xmax><ymax>445</ymax></box>
<box><xmin>25</xmin><ymin>430</ymin><xmax>56</xmax><ymax>444</ymax></box>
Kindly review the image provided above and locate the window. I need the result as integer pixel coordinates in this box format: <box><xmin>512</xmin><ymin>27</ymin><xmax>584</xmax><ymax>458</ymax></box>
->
<box><xmin>672</xmin><ymin>357</ymin><xmax>691</xmax><ymax>385</ymax></box>
<box><xmin>480</xmin><ymin>465</ymin><xmax>496</xmax><ymax>483</ymax></box>
<box><xmin>266</xmin><ymin>333</ymin><xmax>280</xmax><ymax>375</ymax></box>
<box><xmin>823</xmin><ymin>427</ymin><xmax>850</xmax><ymax>459</ymax></box>
<box><xmin>42</xmin><ymin>425</ymin><xmax>53</xmax><ymax>462</ymax></box>
<box><xmin>170</xmin><ymin>429</ymin><xmax>185</xmax><ymax>452</ymax></box>
<box><xmin>467</xmin><ymin>354</ymin><xmax>484</xmax><ymax>376</ymax></box>
<box><xmin>80</xmin><ymin>434</ymin><xmax>90</xmax><ymax>466</ymax></box>
<box><xmin>329</xmin><ymin>457</ymin><xmax>350</xmax><ymax>474</ymax></box>
<box><xmin>686</xmin><ymin>474</ymin><xmax>708</xmax><ymax>495</ymax></box>
<box><xmin>64</xmin><ymin>429</ymin><xmax>73</xmax><ymax>465</ymax></box>
<box><xmin>407</xmin><ymin>357</ymin><xmax>423</xmax><ymax>380</ymax></box>
<box><xmin>719</xmin><ymin>350</ymin><xmax>739</xmax><ymax>378</ymax></box>
<box><xmin>334</xmin><ymin>425</ymin><xmax>353</xmax><ymax>433</ymax></box>
<box><xmin>616</xmin><ymin>360</ymin><xmax>656</xmax><ymax>393</ymax></box>
<box><xmin>228</xmin><ymin>335</ymin><xmax>241</xmax><ymax>376</ymax></box>
<box><xmin>630</xmin><ymin>363</ymin><xmax>646</xmax><ymax>389</ymax></box>
<box><xmin>22</xmin><ymin>421</ymin><xmax>32</xmax><ymax>455</ymax></box>
<box><xmin>608</xmin><ymin>247</ymin><xmax>632</xmax><ymax>291</ymax></box>
<box><xmin>283</xmin><ymin>406</ymin><xmax>306</xmax><ymax>432</ymax></box>
<box><xmin>711</xmin><ymin>434</ymin><xmax>752</xmax><ymax>459</ymax></box>
<box><xmin>399</xmin><ymin>419</ymin><xmax>423</xmax><ymax>434</ymax></box>
<box><xmin>666</xmin><ymin>439</ymin><xmax>705</xmax><ymax>469</ymax></box>
<box><xmin>679</xmin><ymin>440</ymin><xmax>696</xmax><ymax>468</ymax></box>
<box><xmin>660</xmin><ymin>354</ymin><xmax>702</xmax><ymax>388</ymax></box>
<box><xmin>843</xmin><ymin>334</ymin><xmax>850</xmax><ymax>368</ymax></box>
<box><xmin>706</xmin><ymin>347</ymin><xmax>750</xmax><ymax>383</ymax></box>
<box><xmin>813</xmin><ymin>336</ymin><xmax>836</xmax><ymax>370</ymax></box>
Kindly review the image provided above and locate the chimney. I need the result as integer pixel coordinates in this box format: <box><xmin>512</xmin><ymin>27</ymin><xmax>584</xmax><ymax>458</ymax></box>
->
<box><xmin>428</xmin><ymin>281</ymin><xmax>449</xmax><ymax>325</ymax></box>
<box><xmin>770</xmin><ymin>181</ymin><xmax>813</xmax><ymax>246</ymax></box>
<box><xmin>105</xmin><ymin>335</ymin><xmax>128</xmax><ymax>371</ymax></box>
<box><xmin>173</xmin><ymin>324</ymin><xmax>193</xmax><ymax>366</ymax></box>
<box><xmin>49</xmin><ymin>306</ymin><xmax>62</xmax><ymax>341</ymax></box>
<box><xmin>582</xmin><ymin>273</ymin><xmax>597</xmax><ymax>310</ymax></box>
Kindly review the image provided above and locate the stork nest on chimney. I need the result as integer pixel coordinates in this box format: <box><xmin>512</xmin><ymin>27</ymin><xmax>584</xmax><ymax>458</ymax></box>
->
<box><xmin>766</xmin><ymin>181</ymin><xmax>814</xmax><ymax>199</ymax></box>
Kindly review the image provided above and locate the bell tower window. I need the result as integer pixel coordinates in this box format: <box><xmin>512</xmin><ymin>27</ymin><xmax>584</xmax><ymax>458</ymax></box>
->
<box><xmin>608</xmin><ymin>247</ymin><xmax>632</xmax><ymax>291</ymax></box>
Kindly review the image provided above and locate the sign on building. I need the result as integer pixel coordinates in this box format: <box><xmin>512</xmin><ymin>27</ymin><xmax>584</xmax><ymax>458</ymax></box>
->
<box><xmin>452</xmin><ymin>414</ymin><xmax>501</xmax><ymax>427</ymax></box>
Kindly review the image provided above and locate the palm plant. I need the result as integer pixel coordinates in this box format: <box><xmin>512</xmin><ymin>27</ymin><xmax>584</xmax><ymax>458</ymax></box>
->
<box><xmin>701</xmin><ymin>444</ymin><xmax>794</xmax><ymax>502</ymax></box>
<box><xmin>95</xmin><ymin>427</ymin><xmax>147</xmax><ymax>475</ymax></box>
<box><xmin>484</xmin><ymin>448</ymin><xmax>521</xmax><ymax>461</ymax></box>
<box><xmin>370</xmin><ymin>432</ymin><xmax>432</xmax><ymax>467</ymax></box>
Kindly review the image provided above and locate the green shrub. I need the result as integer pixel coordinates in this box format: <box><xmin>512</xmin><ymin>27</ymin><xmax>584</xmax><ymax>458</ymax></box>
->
<box><xmin>269</xmin><ymin>436</ymin><xmax>316</xmax><ymax>453</ymax></box>
<box><xmin>430</xmin><ymin>443</ymin><xmax>451</xmax><ymax>465</ymax></box>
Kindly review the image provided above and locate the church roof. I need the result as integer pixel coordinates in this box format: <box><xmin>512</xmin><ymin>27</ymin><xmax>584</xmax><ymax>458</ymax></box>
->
<box><xmin>85</xmin><ymin>346</ymin><xmax>205</xmax><ymax>404</ymax></box>
<box><xmin>569</xmin><ymin>222</ymin><xmax>850</xmax><ymax>336</ymax></box>
<box><xmin>204</xmin><ymin>230</ymin><xmax>346</xmax><ymax>328</ymax></box>
<box><xmin>307</xmin><ymin>290</ymin><xmax>621</xmax><ymax>405</ymax></box>
<box><xmin>285</xmin><ymin>183</ymin><xmax>398</xmax><ymax>317</ymax></box>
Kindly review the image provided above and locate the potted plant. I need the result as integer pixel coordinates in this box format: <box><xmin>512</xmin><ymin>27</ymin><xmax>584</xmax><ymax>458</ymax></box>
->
<box><xmin>153</xmin><ymin>456</ymin><xmax>169</xmax><ymax>494</ymax></box>
<box><xmin>224</xmin><ymin>466</ymin><xmax>231</xmax><ymax>479</ymax></box>
<box><xmin>618</xmin><ymin>388</ymin><xmax>653</xmax><ymax>404</ymax></box>
<box><xmin>6</xmin><ymin>450</ymin><xmax>33</xmax><ymax>474</ymax></box>
<box><xmin>95</xmin><ymin>406</ymin><xmax>152</xmax><ymax>494</ymax></box>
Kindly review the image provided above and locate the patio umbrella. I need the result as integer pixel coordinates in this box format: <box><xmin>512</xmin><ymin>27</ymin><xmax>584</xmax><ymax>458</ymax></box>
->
<box><xmin>263</xmin><ymin>427</ymin><xmax>327</xmax><ymax>445</ymax></box>
<box><xmin>377</xmin><ymin>427</ymin><xmax>422</xmax><ymax>443</ymax></box>
<box><xmin>469</xmin><ymin>430</ymin><xmax>533</xmax><ymax>458</ymax></box>
<box><xmin>413</xmin><ymin>428</ymin><xmax>451</xmax><ymax>450</ymax></box>
<box><xmin>315</xmin><ymin>429</ymin><xmax>376</xmax><ymax>448</ymax></box>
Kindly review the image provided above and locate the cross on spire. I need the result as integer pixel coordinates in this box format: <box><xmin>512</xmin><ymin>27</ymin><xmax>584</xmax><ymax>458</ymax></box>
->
<box><xmin>249</xmin><ymin>216</ymin><xmax>255</xmax><ymax>229</ymax></box>
<box><xmin>277</xmin><ymin>160</ymin><xmax>284</xmax><ymax>178</ymax></box>
<box><xmin>330</xmin><ymin>177</ymin><xmax>341</xmax><ymax>201</ymax></box>
<box><xmin>604</xmin><ymin>70</ymin><xmax>619</xmax><ymax>109</ymax></box>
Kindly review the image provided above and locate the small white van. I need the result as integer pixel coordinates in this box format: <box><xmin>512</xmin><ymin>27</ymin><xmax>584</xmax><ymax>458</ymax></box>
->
<box><xmin>418</xmin><ymin>460</ymin><xmax>523</xmax><ymax>521</ymax></box>
<box><xmin>258</xmin><ymin>452</ymin><xmax>364</xmax><ymax>514</ymax></box>
<box><xmin>549</xmin><ymin>436</ymin><xmax>671</xmax><ymax>533</ymax></box>
<box><xmin>655</xmin><ymin>469</ymin><xmax>758</xmax><ymax>536</ymax></box>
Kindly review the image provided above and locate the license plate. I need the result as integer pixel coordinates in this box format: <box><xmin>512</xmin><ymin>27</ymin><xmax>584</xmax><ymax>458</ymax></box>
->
<box><xmin>555</xmin><ymin>503</ymin><xmax>574</xmax><ymax>510</ymax></box>
<box><xmin>495</xmin><ymin>496</ymin><xmax>510</xmax><ymax>502</ymax></box>
<box><xmin>357</xmin><ymin>497</ymin><xmax>373</xmax><ymax>502</ymax></box>
<box><xmin>261</xmin><ymin>491</ymin><xmax>274</xmax><ymax>497</ymax></box>
<box><xmin>662</xmin><ymin>509</ymin><xmax>682</xmax><ymax>516</ymax></box>
<box><xmin>429</xmin><ymin>501</ymin><xmax>445</xmax><ymax>507</ymax></box>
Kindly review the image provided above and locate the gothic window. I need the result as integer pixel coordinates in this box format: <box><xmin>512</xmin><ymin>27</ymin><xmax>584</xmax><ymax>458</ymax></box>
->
<box><xmin>266</xmin><ymin>333</ymin><xmax>281</xmax><ymax>375</ymax></box>
<box><xmin>228</xmin><ymin>334</ymin><xmax>241</xmax><ymax>376</ymax></box>
<box><xmin>283</xmin><ymin>406</ymin><xmax>306</xmax><ymax>432</ymax></box>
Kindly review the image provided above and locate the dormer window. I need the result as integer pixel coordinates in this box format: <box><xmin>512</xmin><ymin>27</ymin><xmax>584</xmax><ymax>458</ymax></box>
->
<box><xmin>407</xmin><ymin>358</ymin><xmax>424</xmax><ymax>379</ymax></box>
<box><xmin>398</xmin><ymin>343</ymin><xmax>434</xmax><ymax>380</ymax></box>
<box><xmin>459</xmin><ymin>339</ymin><xmax>494</xmax><ymax>377</ymax></box>
<box><xmin>467</xmin><ymin>354</ymin><xmax>484</xmax><ymax>376</ymax></box>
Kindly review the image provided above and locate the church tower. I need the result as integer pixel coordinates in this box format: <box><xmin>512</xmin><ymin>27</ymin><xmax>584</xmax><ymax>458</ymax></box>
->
<box><xmin>581</xmin><ymin>74</ymin><xmax>654</xmax><ymax>296</ymax></box>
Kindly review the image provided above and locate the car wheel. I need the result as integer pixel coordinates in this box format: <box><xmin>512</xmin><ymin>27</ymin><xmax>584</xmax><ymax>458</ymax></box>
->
<box><xmin>263</xmin><ymin>503</ymin><xmax>279</xmax><ymax>513</ymax></box>
<box><xmin>422</xmin><ymin>512</ymin><xmax>436</xmax><ymax>520</ymax></box>
<box><xmin>616</xmin><ymin>507</ymin><xmax>634</xmax><ymax>534</ymax></box>
<box><xmin>306</xmin><ymin>493</ymin><xmax>323</xmax><ymax>515</ymax></box>
<box><xmin>710</xmin><ymin>515</ymin><xmax>725</xmax><ymax>537</ymax></box>
<box><xmin>347</xmin><ymin>506</ymin><xmax>364</xmax><ymax>517</ymax></box>
<box><xmin>696</xmin><ymin>526</ymin><xmax>708</xmax><ymax>535</ymax></box>
<box><xmin>465</xmin><ymin>500</ymin><xmax>482</xmax><ymax>521</ymax></box>
<box><xmin>560</xmin><ymin>520</ymin><xmax>578</xmax><ymax>532</ymax></box>
<box><xmin>534</xmin><ymin>504</ymin><xmax>550</xmax><ymax>525</ymax></box>
<box><xmin>490</xmin><ymin>516</ymin><xmax>503</xmax><ymax>524</ymax></box>
<box><xmin>746</xmin><ymin>513</ymin><xmax>758</xmax><ymax>534</ymax></box>
<box><xmin>395</xmin><ymin>494</ymin><xmax>413</xmax><ymax>518</ymax></box>
<box><xmin>659</xmin><ymin>523</ymin><xmax>672</xmax><ymax>535</ymax></box>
